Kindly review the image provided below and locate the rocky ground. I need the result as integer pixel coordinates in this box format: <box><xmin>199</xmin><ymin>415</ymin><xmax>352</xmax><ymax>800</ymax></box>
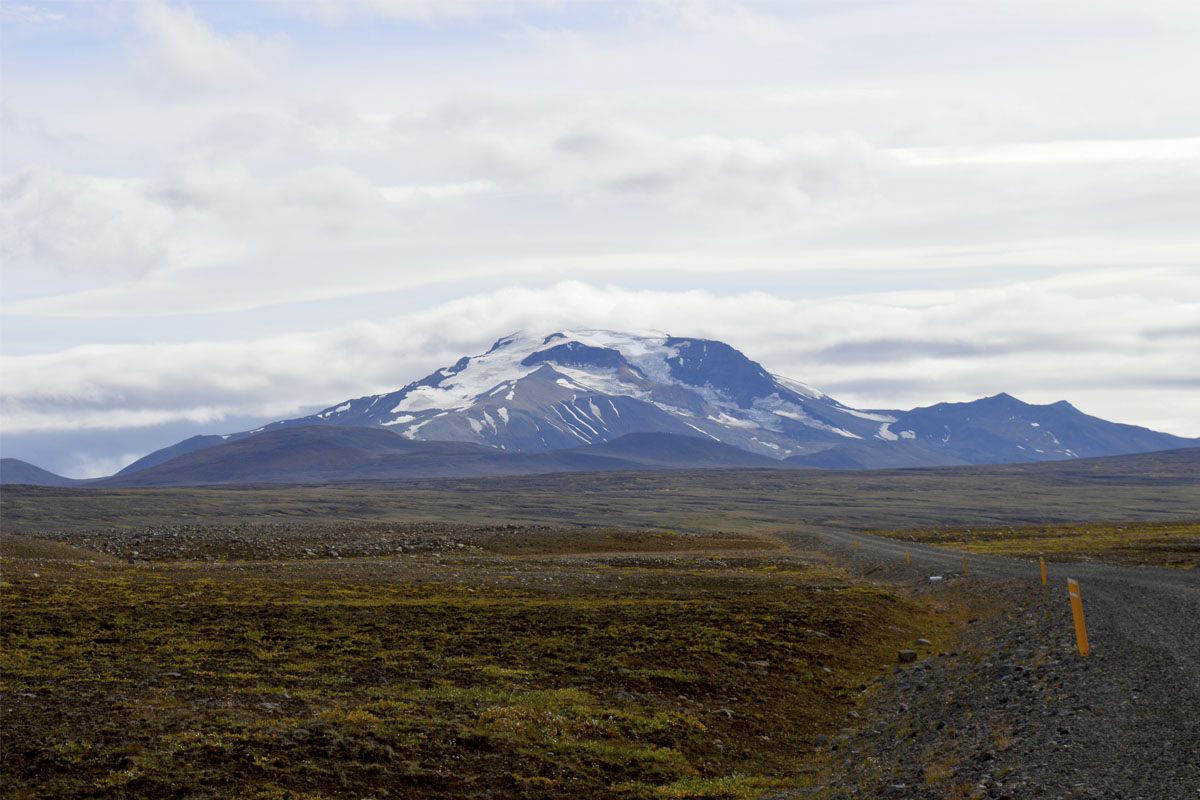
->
<box><xmin>21</xmin><ymin>521</ymin><xmax>535</xmax><ymax>562</ymax></box>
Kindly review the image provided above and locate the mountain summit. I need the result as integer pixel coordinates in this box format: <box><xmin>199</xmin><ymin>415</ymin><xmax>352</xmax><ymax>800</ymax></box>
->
<box><xmin>267</xmin><ymin>329</ymin><xmax>890</xmax><ymax>458</ymax></box>
<box><xmin>84</xmin><ymin>329</ymin><xmax>1196</xmax><ymax>485</ymax></box>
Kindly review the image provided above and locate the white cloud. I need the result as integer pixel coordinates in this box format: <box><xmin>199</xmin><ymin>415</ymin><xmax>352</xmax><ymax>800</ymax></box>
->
<box><xmin>69</xmin><ymin>451</ymin><xmax>146</xmax><ymax>481</ymax></box>
<box><xmin>280</xmin><ymin>0</ymin><xmax>575</xmax><ymax>24</ymax></box>
<box><xmin>0</xmin><ymin>168</ymin><xmax>176</xmax><ymax>277</ymax></box>
<box><xmin>286</xmin><ymin>164</ymin><xmax>393</xmax><ymax>229</ymax></box>
<box><xmin>539</xmin><ymin>127</ymin><xmax>885</xmax><ymax>212</ymax></box>
<box><xmin>153</xmin><ymin>160</ymin><xmax>262</xmax><ymax>213</ymax></box>
<box><xmin>378</xmin><ymin>179</ymin><xmax>496</xmax><ymax>203</ymax></box>
<box><xmin>132</xmin><ymin>0</ymin><xmax>288</xmax><ymax>96</ymax></box>
<box><xmin>895</xmin><ymin>137</ymin><xmax>1200</xmax><ymax>167</ymax></box>
<box><xmin>0</xmin><ymin>4</ymin><xmax>66</xmax><ymax>24</ymax></box>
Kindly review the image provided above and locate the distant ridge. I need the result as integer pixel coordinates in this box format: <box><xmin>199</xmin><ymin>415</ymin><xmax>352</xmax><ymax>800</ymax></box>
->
<box><xmin>786</xmin><ymin>392</ymin><xmax>1194</xmax><ymax>469</ymax></box>
<box><xmin>0</xmin><ymin>458</ymin><xmax>83</xmax><ymax>487</ymax></box>
<box><xmin>92</xmin><ymin>427</ymin><xmax>784</xmax><ymax>487</ymax></box>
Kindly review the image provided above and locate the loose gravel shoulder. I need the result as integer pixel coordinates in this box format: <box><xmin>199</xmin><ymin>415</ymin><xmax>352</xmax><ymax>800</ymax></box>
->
<box><xmin>781</xmin><ymin>533</ymin><xmax>1200</xmax><ymax>800</ymax></box>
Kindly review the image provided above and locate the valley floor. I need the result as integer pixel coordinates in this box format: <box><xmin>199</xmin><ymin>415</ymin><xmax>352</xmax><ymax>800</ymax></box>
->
<box><xmin>2</xmin><ymin>525</ymin><xmax>973</xmax><ymax>800</ymax></box>
<box><xmin>3</xmin><ymin>516</ymin><xmax>1197</xmax><ymax>799</ymax></box>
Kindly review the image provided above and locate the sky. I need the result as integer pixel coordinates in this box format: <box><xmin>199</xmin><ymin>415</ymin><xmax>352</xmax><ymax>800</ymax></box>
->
<box><xmin>2</xmin><ymin>0</ymin><xmax>1198</xmax><ymax>478</ymax></box>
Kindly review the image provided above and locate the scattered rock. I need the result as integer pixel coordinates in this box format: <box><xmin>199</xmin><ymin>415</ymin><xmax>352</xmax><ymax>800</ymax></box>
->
<box><xmin>898</xmin><ymin>649</ymin><xmax>918</xmax><ymax>663</ymax></box>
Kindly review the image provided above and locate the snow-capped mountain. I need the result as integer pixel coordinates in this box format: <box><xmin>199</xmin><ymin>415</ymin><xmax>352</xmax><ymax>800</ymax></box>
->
<box><xmin>882</xmin><ymin>392</ymin><xmax>1192</xmax><ymax>463</ymax></box>
<box><xmin>260</xmin><ymin>330</ymin><xmax>893</xmax><ymax>459</ymax></box>
<box><xmin>106</xmin><ymin>329</ymin><xmax>1197</xmax><ymax>482</ymax></box>
<box><xmin>785</xmin><ymin>392</ymin><xmax>1197</xmax><ymax>469</ymax></box>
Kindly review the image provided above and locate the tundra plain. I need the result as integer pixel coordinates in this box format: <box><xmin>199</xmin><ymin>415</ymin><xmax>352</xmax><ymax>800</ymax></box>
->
<box><xmin>2</xmin><ymin>449</ymin><xmax>1198</xmax><ymax>798</ymax></box>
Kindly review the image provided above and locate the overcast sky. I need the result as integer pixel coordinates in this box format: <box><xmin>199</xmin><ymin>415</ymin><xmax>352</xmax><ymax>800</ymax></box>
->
<box><xmin>2</xmin><ymin>0</ymin><xmax>1198</xmax><ymax>477</ymax></box>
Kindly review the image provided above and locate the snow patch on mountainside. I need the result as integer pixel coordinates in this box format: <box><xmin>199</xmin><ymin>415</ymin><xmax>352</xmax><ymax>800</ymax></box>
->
<box><xmin>709</xmin><ymin>411</ymin><xmax>756</xmax><ymax>428</ymax></box>
<box><xmin>764</xmin><ymin>403</ymin><xmax>861</xmax><ymax>439</ymax></box>
<box><xmin>843</xmin><ymin>407</ymin><xmax>897</xmax><ymax>423</ymax></box>
<box><xmin>775</xmin><ymin>376</ymin><xmax>825</xmax><ymax>400</ymax></box>
<box><xmin>682</xmin><ymin>422</ymin><xmax>720</xmax><ymax>440</ymax></box>
<box><xmin>553</xmin><ymin>365</ymin><xmax>640</xmax><ymax>398</ymax></box>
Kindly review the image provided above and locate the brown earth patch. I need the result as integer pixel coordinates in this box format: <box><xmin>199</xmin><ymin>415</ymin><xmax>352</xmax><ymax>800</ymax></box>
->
<box><xmin>866</xmin><ymin>520</ymin><xmax>1200</xmax><ymax>568</ymax></box>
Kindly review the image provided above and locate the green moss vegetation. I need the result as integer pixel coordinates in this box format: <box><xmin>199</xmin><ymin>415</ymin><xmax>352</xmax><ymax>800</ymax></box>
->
<box><xmin>1</xmin><ymin>528</ymin><xmax>951</xmax><ymax>799</ymax></box>
<box><xmin>867</xmin><ymin>520</ymin><xmax>1200</xmax><ymax>568</ymax></box>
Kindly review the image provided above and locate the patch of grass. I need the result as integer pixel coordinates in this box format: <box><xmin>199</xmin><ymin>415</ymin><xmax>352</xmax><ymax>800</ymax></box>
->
<box><xmin>866</xmin><ymin>520</ymin><xmax>1200</xmax><ymax>568</ymax></box>
<box><xmin>616</xmin><ymin>773</ymin><xmax>780</xmax><ymax>798</ymax></box>
<box><xmin>1</xmin><ymin>529</ymin><xmax>954</xmax><ymax>799</ymax></box>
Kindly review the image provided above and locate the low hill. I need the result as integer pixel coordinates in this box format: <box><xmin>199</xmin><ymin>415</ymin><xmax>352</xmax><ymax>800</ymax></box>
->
<box><xmin>96</xmin><ymin>427</ymin><xmax>787</xmax><ymax>487</ymax></box>
<box><xmin>0</xmin><ymin>459</ymin><xmax>83</xmax><ymax>487</ymax></box>
<box><xmin>559</xmin><ymin>432</ymin><xmax>783</xmax><ymax>469</ymax></box>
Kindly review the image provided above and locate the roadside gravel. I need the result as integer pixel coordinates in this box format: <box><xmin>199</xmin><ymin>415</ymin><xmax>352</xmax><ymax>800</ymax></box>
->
<box><xmin>779</xmin><ymin>531</ymin><xmax>1200</xmax><ymax>800</ymax></box>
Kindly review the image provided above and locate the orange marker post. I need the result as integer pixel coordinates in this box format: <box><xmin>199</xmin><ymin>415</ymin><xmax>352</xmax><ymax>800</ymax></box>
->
<box><xmin>906</xmin><ymin>550</ymin><xmax>910</xmax><ymax>564</ymax></box>
<box><xmin>854</xmin><ymin>541</ymin><xmax>858</xmax><ymax>553</ymax></box>
<box><xmin>817</xmin><ymin>531</ymin><xmax>822</xmax><ymax>543</ymax></box>
<box><xmin>1067</xmin><ymin>578</ymin><xmax>1090</xmax><ymax>657</ymax></box>
<box><xmin>1040</xmin><ymin>558</ymin><xmax>1047</xmax><ymax>587</ymax></box>
<box><xmin>963</xmin><ymin>553</ymin><xmax>968</xmax><ymax>578</ymax></box>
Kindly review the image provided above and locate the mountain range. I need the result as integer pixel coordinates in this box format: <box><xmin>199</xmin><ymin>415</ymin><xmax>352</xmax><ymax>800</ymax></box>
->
<box><xmin>4</xmin><ymin>330</ymin><xmax>1195</xmax><ymax>486</ymax></box>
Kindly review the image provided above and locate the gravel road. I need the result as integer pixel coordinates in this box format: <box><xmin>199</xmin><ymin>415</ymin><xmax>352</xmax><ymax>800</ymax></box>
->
<box><xmin>778</xmin><ymin>529</ymin><xmax>1200</xmax><ymax>799</ymax></box>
